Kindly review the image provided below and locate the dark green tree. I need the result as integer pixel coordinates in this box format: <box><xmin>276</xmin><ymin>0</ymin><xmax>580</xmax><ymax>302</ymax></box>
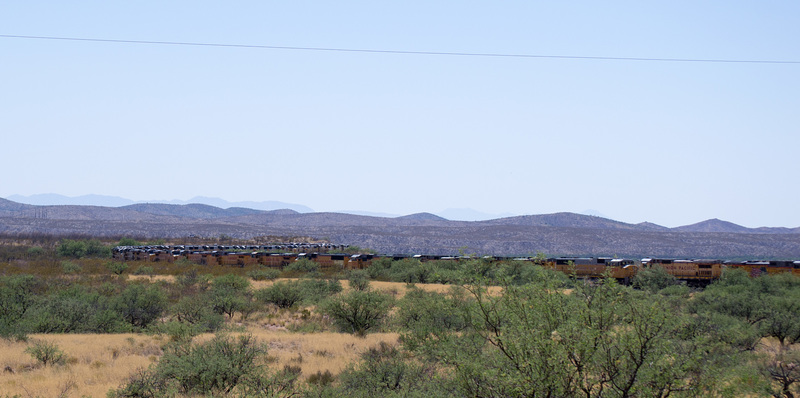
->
<box><xmin>112</xmin><ymin>283</ymin><xmax>167</xmax><ymax>329</ymax></box>
<box><xmin>56</xmin><ymin>239</ymin><xmax>87</xmax><ymax>258</ymax></box>
<box><xmin>406</xmin><ymin>272</ymin><xmax>716</xmax><ymax>397</ymax></box>
<box><xmin>0</xmin><ymin>275</ymin><xmax>42</xmax><ymax>338</ymax></box>
<box><xmin>207</xmin><ymin>274</ymin><xmax>252</xmax><ymax>319</ymax></box>
<box><xmin>336</xmin><ymin>342</ymin><xmax>448</xmax><ymax>397</ymax></box>
<box><xmin>170</xmin><ymin>294</ymin><xmax>224</xmax><ymax>332</ymax></box>
<box><xmin>107</xmin><ymin>262</ymin><xmax>130</xmax><ymax>275</ymax></box>
<box><xmin>346</xmin><ymin>269</ymin><xmax>371</xmax><ymax>291</ymax></box>
<box><xmin>631</xmin><ymin>264</ymin><xmax>678</xmax><ymax>292</ymax></box>
<box><xmin>395</xmin><ymin>286</ymin><xmax>469</xmax><ymax>351</ymax></box>
<box><xmin>24</xmin><ymin>285</ymin><xmax>116</xmax><ymax>333</ymax></box>
<box><xmin>256</xmin><ymin>281</ymin><xmax>304</xmax><ymax>309</ymax></box>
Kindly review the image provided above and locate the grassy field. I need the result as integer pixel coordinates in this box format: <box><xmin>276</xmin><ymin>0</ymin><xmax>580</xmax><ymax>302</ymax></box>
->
<box><xmin>1</xmin><ymin>322</ymin><xmax>401</xmax><ymax>397</ymax></box>
<box><xmin>129</xmin><ymin>275</ymin><xmax>502</xmax><ymax>296</ymax></box>
<box><xmin>0</xmin><ymin>278</ymin><xmax>466</xmax><ymax>398</ymax></box>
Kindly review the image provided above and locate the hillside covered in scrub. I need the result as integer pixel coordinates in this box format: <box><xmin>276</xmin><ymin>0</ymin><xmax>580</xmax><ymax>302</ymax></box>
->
<box><xmin>1</xmin><ymin>198</ymin><xmax>800</xmax><ymax>258</ymax></box>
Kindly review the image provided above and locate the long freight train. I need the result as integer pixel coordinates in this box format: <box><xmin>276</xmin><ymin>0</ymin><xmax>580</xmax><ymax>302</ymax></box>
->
<box><xmin>113</xmin><ymin>245</ymin><xmax>800</xmax><ymax>285</ymax></box>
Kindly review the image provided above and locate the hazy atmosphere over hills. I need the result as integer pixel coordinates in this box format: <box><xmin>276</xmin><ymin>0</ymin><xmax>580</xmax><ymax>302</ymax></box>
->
<box><xmin>2</xmin><ymin>2</ymin><xmax>799</xmax><ymax>230</ymax></box>
<box><xmin>5</xmin><ymin>194</ymin><xmax>516</xmax><ymax>221</ymax></box>
<box><xmin>2</xmin><ymin>197</ymin><xmax>799</xmax><ymax>259</ymax></box>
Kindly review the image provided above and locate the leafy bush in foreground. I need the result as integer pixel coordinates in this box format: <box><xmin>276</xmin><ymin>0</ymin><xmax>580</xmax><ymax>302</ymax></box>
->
<box><xmin>25</xmin><ymin>339</ymin><xmax>66</xmax><ymax>366</ymax></box>
<box><xmin>320</xmin><ymin>289</ymin><xmax>393</xmax><ymax>336</ymax></box>
<box><xmin>112</xmin><ymin>284</ymin><xmax>168</xmax><ymax>329</ymax></box>
<box><xmin>256</xmin><ymin>281</ymin><xmax>304</xmax><ymax>309</ymax></box>
<box><xmin>109</xmin><ymin>334</ymin><xmax>300</xmax><ymax>397</ymax></box>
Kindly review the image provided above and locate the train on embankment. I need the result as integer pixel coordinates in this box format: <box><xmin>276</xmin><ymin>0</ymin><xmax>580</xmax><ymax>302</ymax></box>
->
<box><xmin>112</xmin><ymin>244</ymin><xmax>800</xmax><ymax>286</ymax></box>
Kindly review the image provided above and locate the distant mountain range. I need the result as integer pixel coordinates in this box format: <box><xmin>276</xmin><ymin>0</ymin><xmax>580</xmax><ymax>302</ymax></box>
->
<box><xmin>6</xmin><ymin>194</ymin><xmax>314</xmax><ymax>214</ymax></box>
<box><xmin>6</xmin><ymin>194</ymin><xmax>520</xmax><ymax>222</ymax></box>
<box><xmin>1</xmin><ymin>197</ymin><xmax>799</xmax><ymax>258</ymax></box>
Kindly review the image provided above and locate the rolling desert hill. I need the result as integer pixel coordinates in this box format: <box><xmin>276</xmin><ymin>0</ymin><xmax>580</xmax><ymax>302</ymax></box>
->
<box><xmin>1</xmin><ymin>198</ymin><xmax>799</xmax><ymax>258</ymax></box>
<box><xmin>120</xmin><ymin>203</ymin><xmax>265</xmax><ymax>219</ymax></box>
<box><xmin>673</xmin><ymin>218</ymin><xmax>800</xmax><ymax>234</ymax></box>
<box><xmin>480</xmin><ymin>213</ymin><xmax>650</xmax><ymax>230</ymax></box>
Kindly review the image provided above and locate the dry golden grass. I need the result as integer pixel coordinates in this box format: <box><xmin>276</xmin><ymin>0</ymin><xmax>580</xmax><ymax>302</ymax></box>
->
<box><xmin>129</xmin><ymin>275</ymin><xmax>501</xmax><ymax>297</ymax></box>
<box><xmin>0</xmin><ymin>333</ymin><xmax>162</xmax><ymax>398</ymax></box>
<box><xmin>0</xmin><ymin>275</ymin><xmax>487</xmax><ymax>396</ymax></box>
<box><xmin>193</xmin><ymin>329</ymin><xmax>400</xmax><ymax>377</ymax></box>
<box><xmin>265</xmin><ymin>330</ymin><xmax>400</xmax><ymax>377</ymax></box>
<box><xmin>0</xmin><ymin>328</ymin><xmax>399</xmax><ymax>397</ymax></box>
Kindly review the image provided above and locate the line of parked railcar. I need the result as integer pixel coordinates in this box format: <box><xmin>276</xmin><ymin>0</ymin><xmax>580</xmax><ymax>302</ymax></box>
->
<box><xmin>112</xmin><ymin>245</ymin><xmax>800</xmax><ymax>285</ymax></box>
<box><xmin>113</xmin><ymin>244</ymin><xmax>353</xmax><ymax>268</ymax></box>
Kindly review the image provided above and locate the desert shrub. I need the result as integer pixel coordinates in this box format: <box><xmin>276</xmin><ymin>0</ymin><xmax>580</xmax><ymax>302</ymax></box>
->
<box><xmin>760</xmin><ymin>272</ymin><xmax>800</xmax><ymax>291</ymax></box>
<box><xmin>175</xmin><ymin>268</ymin><xmax>210</xmax><ymax>290</ymax></box>
<box><xmin>97</xmin><ymin>281</ymin><xmax>123</xmax><ymax>297</ymax></box>
<box><xmin>208</xmin><ymin>274</ymin><xmax>253</xmax><ymax>319</ymax></box>
<box><xmin>459</xmin><ymin>258</ymin><xmax>497</xmax><ymax>281</ymax></box>
<box><xmin>366</xmin><ymin>257</ymin><xmax>394</xmax><ymax>280</ymax></box>
<box><xmin>384</xmin><ymin>259</ymin><xmax>432</xmax><ymax>284</ymax></box>
<box><xmin>298</xmin><ymin>278</ymin><xmax>342</xmax><ymax>304</ymax></box>
<box><xmin>133</xmin><ymin>266</ymin><xmax>154</xmax><ymax>276</ymax></box>
<box><xmin>56</xmin><ymin>239</ymin><xmax>110</xmax><ymax>258</ymax></box>
<box><xmin>170</xmin><ymin>295</ymin><xmax>224</xmax><ymax>332</ymax></box>
<box><xmin>320</xmin><ymin>289</ymin><xmax>393</xmax><ymax>335</ymax></box>
<box><xmin>347</xmin><ymin>269</ymin><xmax>370</xmax><ymax>291</ymax></box>
<box><xmin>110</xmin><ymin>334</ymin><xmax>290</xmax><ymax>397</ymax></box>
<box><xmin>257</xmin><ymin>278</ymin><xmax>341</xmax><ymax>309</ymax></box>
<box><xmin>284</xmin><ymin>258</ymin><xmax>320</xmax><ymax>274</ymax></box>
<box><xmin>57</xmin><ymin>239</ymin><xmax>87</xmax><ymax>258</ymax></box>
<box><xmin>212</xmin><ymin>274</ymin><xmax>251</xmax><ymax>292</ymax></box>
<box><xmin>631</xmin><ymin>265</ymin><xmax>678</xmax><ymax>292</ymax></box>
<box><xmin>334</xmin><ymin>342</ymin><xmax>444</xmax><ymax>397</ymax></box>
<box><xmin>0</xmin><ymin>275</ymin><xmax>41</xmax><ymax>339</ymax></box>
<box><xmin>110</xmin><ymin>367</ymin><xmax>168</xmax><ymax>398</ymax></box>
<box><xmin>112</xmin><ymin>283</ymin><xmax>168</xmax><ymax>329</ymax></box>
<box><xmin>408</xmin><ymin>276</ymin><xmax>721</xmax><ymax>398</ymax></box>
<box><xmin>692</xmin><ymin>272</ymin><xmax>800</xmax><ymax>347</ymax></box>
<box><xmin>759</xmin><ymin>347</ymin><xmax>800</xmax><ymax>398</ymax></box>
<box><xmin>25</xmin><ymin>339</ymin><xmax>66</xmax><ymax>366</ymax></box>
<box><xmin>307</xmin><ymin>369</ymin><xmax>335</xmax><ymax>386</ymax></box>
<box><xmin>248</xmin><ymin>268</ymin><xmax>280</xmax><ymax>281</ymax></box>
<box><xmin>167</xmin><ymin>334</ymin><xmax>265</xmax><ymax>393</ymax></box>
<box><xmin>492</xmin><ymin>259</ymin><xmax>569</xmax><ymax>286</ymax></box>
<box><xmin>233</xmin><ymin>364</ymin><xmax>302</xmax><ymax>398</ymax></box>
<box><xmin>107</xmin><ymin>262</ymin><xmax>130</xmax><ymax>275</ymax></box>
<box><xmin>395</xmin><ymin>286</ymin><xmax>469</xmax><ymax>350</ymax></box>
<box><xmin>760</xmin><ymin>295</ymin><xmax>800</xmax><ymax>347</ymax></box>
<box><xmin>427</xmin><ymin>267</ymin><xmax>464</xmax><ymax>285</ymax></box>
<box><xmin>713</xmin><ymin>267</ymin><xmax>754</xmax><ymax>288</ymax></box>
<box><xmin>92</xmin><ymin>308</ymin><xmax>132</xmax><ymax>333</ymax></box>
<box><xmin>149</xmin><ymin>321</ymin><xmax>204</xmax><ymax>343</ymax></box>
<box><xmin>256</xmin><ymin>281</ymin><xmax>304</xmax><ymax>309</ymax></box>
<box><xmin>118</xmin><ymin>237</ymin><xmax>141</xmax><ymax>246</ymax></box>
<box><xmin>687</xmin><ymin>311</ymin><xmax>761</xmax><ymax>352</ymax></box>
<box><xmin>207</xmin><ymin>288</ymin><xmax>251</xmax><ymax>319</ymax></box>
<box><xmin>60</xmin><ymin>260</ymin><xmax>82</xmax><ymax>274</ymax></box>
<box><xmin>26</xmin><ymin>246</ymin><xmax>44</xmax><ymax>256</ymax></box>
<box><xmin>23</xmin><ymin>285</ymin><xmax>107</xmax><ymax>333</ymax></box>
<box><xmin>85</xmin><ymin>239</ymin><xmax>112</xmax><ymax>257</ymax></box>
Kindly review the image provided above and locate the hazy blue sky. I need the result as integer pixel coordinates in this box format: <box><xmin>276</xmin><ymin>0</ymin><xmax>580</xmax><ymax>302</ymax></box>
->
<box><xmin>2</xmin><ymin>1</ymin><xmax>798</xmax><ymax>228</ymax></box>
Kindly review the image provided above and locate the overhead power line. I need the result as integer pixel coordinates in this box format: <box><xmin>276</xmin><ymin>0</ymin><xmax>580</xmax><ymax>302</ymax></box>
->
<box><xmin>2</xmin><ymin>34</ymin><xmax>799</xmax><ymax>65</ymax></box>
